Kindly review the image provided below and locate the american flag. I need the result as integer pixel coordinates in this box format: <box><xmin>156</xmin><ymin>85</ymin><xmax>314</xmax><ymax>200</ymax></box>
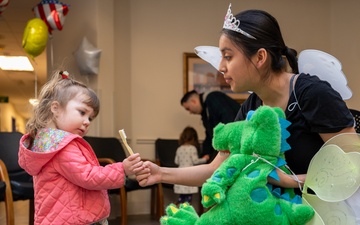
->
<box><xmin>33</xmin><ymin>0</ymin><xmax>69</xmax><ymax>34</ymax></box>
<box><xmin>0</xmin><ymin>0</ymin><xmax>10</xmax><ymax>15</ymax></box>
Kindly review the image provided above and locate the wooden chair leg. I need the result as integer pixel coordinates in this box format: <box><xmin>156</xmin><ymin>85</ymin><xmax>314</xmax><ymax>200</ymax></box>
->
<box><xmin>29</xmin><ymin>199</ymin><xmax>34</xmax><ymax>225</ymax></box>
<box><xmin>156</xmin><ymin>183</ymin><xmax>164</xmax><ymax>220</ymax></box>
<box><xmin>0</xmin><ymin>160</ymin><xmax>14</xmax><ymax>225</ymax></box>
<box><xmin>4</xmin><ymin>185</ymin><xmax>14</xmax><ymax>225</ymax></box>
<box><xmin>150</xmin><ymin>188</ymin><xmax>155</xmax><ymax>218</ymax></box>
<box><xmin>120</xmin><ymin>187</ymin><xmax>127</xmax><ymax>225</ymax></box>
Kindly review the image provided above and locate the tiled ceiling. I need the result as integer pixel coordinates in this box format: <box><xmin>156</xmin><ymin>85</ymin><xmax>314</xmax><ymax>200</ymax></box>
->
<box><xmin>0</xmin><ymin>0</ymin><xmax>47</xmax><ymax>119</ymax></box>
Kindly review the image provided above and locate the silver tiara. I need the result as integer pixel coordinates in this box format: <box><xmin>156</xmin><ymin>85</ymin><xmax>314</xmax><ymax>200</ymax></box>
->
<box><xmin>223</xmin><ymin>3</ymin><xmax>256</xmax><ymax>40</ymax></box>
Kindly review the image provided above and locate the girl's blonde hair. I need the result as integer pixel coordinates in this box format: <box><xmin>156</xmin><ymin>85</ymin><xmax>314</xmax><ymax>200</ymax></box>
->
<box><xmin>26</xmin><ymin>70</ymin><xmax>100</xmax><ymax>139</ymax></box>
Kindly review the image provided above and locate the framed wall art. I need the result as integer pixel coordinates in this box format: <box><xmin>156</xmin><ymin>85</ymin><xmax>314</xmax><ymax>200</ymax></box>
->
<box><xmin>183</xmin><ymin>52</ymin><xmax>249</xmax><ymax>103</ymax></box>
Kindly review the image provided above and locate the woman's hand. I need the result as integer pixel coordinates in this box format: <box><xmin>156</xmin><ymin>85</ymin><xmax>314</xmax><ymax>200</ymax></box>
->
<box><xmin>135</xmin><ymin>161</ymin><xmax>161</xmax><ymax>187</ymax></box>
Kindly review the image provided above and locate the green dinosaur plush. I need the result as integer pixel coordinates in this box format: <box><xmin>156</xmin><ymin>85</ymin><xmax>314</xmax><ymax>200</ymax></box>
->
<box><xmin>161</xmin><ymin>106</ymin><xmax>314</xmax><ymax>225</ymax></box>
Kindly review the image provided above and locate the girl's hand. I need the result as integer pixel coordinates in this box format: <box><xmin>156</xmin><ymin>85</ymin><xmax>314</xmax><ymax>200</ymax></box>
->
<box><xmin>123</xmin><ymin>153</ymin><xmax>144</xmax><ymax>175</ymax></box>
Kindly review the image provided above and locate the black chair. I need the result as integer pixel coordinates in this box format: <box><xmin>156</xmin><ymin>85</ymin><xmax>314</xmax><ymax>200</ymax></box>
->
<box><xmin>155</xmin><ymin>138</ymin><xmax>204</xmax><ymax>214</ymax></box>
<box><xmin>155</xmin><ymin>139</ymin><xmax>179</xmax><ymax>169</ymax></box>
<box><xmin>0</xmin><ymin>132</ymin><xmax>34</xmax><ymax>225</ymax></box>
<box><xmin>83</xmin><ymin>136</ymin><xmax>163</xmax><ymax>225</ymax></box>
<box><xmin>0</xmin><ymin>159</ymin><xmax>14</xmax><ymax>225</ymax></box>
<box><xmin>350</xmin><ymin>109</ymin><xmax>360</xmax><ymax>133</ymax></box>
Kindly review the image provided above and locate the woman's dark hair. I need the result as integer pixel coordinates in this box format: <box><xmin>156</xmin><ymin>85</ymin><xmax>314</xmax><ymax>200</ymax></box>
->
<box><xmin>221</xmin><ymin>9</ymin><xmax>298</xmax><ymax>77</ymax></box>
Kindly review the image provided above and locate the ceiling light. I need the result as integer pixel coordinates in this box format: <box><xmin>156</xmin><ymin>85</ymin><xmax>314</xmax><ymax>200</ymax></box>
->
<box><xmin>29</xmin><ymin>98</ymin><xmax>39</xmax><ymax>106</ymax></box>
<box><xmin>0</xmin><ymin>56</ymin><xmax>34</xmax><ymax>71</ymax></box>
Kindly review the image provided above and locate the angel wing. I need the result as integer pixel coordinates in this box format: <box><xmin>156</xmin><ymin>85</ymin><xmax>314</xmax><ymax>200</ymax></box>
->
<box><xmin>302</xmin><ymin>192</ymin><xmax>357</xmax><ymax>225</ymax></box>
<box><xmin>194</xmin><ymin>46</ymin><xmax>222</xmax><ymax>73</ymax></box>
<box><xmin>303</xmin><ymin>134</ymin><xmax>360</xmax><ymax>225</ymax></box>
<box><xmin>298</xmin><ymin>49</ymin><xmax>352</xmax><ymax>100</ymax></box>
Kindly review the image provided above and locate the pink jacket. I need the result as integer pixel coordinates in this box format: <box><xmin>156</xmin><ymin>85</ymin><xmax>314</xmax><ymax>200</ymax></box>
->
<box><xmin>18</xmin><ymin>128</ymin><xmax>125</xmax><ymax>225</ymax></box>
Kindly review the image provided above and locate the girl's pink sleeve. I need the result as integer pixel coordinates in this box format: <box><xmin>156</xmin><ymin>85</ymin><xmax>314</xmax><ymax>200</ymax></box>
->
<box><xmin>53</xmin><ymin>142</ymin><xmax>126</xmax><ymax>190</ymax></box>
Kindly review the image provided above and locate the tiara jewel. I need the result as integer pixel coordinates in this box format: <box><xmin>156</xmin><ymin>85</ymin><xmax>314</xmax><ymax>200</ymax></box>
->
<box><xmin>223</xmin><ymin>3</ymin><xmax>256</xmax><ymax>40</ymax></box>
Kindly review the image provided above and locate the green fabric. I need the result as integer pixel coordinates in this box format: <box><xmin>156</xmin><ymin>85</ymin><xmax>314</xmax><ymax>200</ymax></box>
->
<box><xmin>160</xmin><ymin>106</ymin><xmax>314</xmax><ymax>225</ymax></box>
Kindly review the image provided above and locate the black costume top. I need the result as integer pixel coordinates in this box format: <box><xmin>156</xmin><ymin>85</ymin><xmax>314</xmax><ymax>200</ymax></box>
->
<box><xmin>235</xmin><ymin>73</ymin><xmax>354</xmax><ymax>174</ymax></box>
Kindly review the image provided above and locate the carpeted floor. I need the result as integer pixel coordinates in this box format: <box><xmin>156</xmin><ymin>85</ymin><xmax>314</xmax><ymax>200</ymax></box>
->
<box><xmin>109</xmin><ymin>214</ymin><xmax>160</xmax><ymax>225</ymax></box>
<box><xmin>0</xmin><ymin>200</ymin><xmax>160</xmax><ymax>225</ymax></box>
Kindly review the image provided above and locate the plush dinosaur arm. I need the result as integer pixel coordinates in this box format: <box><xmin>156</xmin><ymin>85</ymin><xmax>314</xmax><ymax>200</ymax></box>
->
<box><xmin>201</xmin><ymin>154</ymin><xmax>251</xmax><ymax>208</ymax></box>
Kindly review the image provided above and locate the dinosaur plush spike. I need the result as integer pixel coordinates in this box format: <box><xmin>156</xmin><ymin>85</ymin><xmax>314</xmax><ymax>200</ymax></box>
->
<box><xmin>279</xmin><ymin>118</ymin><xmax>291</xmax><ymax>135</ymax></box>
<box><xmin>268</xmin><ymin>169</ymin><xmax>280</xmax><ymax>181</ymax></box>
<box><xmin>280</xmin><ymin>117</ymin><xmax>291</xmax><ymax>153</ymax></box>
<box><xmin>160</xmin><ymin>106</ymin><xmax>314</xmax><ymax>225</ymax></box>
<box><xmin>291</xmin><ymin>195</ymin><xmax>302</xmax><ymax>204</ymax></box>
<box><xmin>281</xmin><ymin>142</ymin><xmax>291</xmax><ymax>153</ymax></box>
<box><xmin>246</xmin><ymin>110</ymin><xmax>255</xmax><ymax>120</ymax></box>
<box><xmin>276</xmin><ymin>157</ymin><xmax>287</xmax><ymax>167</ymax></box>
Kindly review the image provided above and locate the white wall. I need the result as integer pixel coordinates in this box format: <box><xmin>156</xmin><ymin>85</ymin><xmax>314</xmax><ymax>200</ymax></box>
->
<box><xmin>47</xmin><ymin>0</ymin><xmax>360</xmax><ymax>215</ymax></box>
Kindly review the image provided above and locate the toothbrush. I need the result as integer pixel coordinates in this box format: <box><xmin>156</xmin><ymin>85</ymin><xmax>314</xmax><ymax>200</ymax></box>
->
<box><xmin>119</xmin><ymin>129</ymin><xmax>134</xmax><ymax>155</ymax></box>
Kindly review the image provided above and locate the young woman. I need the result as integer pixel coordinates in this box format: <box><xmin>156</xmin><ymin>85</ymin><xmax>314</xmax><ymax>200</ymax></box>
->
<box><xmin>136</xmin><ymin>4</ymin><xmax>355</xmax><ymax>197</ymax></box>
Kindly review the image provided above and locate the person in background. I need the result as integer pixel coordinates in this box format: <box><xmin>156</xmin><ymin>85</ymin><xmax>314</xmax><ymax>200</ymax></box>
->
<box><xmin>181</xmin><ymin>90</ymin><xmax>240</xmax><ymax>162</ymax></box>
<box><xmin>18</xmin><ymin>70</ymin><xmax>144</xmax><ymax>225</ymax></box>
<box><xmin>174</xmin><ymin>126</ymin><xmax>208</xmax><ymax>205</ymax></box>
<box><xmin>136</xmin><ymin>3</ymin><xmax>355</xmax><ymax>204</ymax></box>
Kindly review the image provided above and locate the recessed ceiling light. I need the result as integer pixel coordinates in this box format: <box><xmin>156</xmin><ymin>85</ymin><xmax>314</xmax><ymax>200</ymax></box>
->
<box><xmin>0</xmin><ymin>56</ymin><xmax>34</xmax><ymax>71</ymax></box>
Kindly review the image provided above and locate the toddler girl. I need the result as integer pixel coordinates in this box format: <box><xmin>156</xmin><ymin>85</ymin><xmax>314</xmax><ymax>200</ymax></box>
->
<box><xmin>18</xmin><ymin>71</ymin><xmax>144</xmax><ymax>225</ymax></box>
<box><xmin>174</xmin><ymin>126</ymin><xmax>208</xmax><ymax>204</ymax></box>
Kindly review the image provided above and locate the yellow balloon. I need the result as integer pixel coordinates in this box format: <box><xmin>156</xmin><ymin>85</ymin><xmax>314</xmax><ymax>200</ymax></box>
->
<box><xmin>22</xmin><ymin>18</ymin><xmax>48</xmax><ymax>58</ymax></box>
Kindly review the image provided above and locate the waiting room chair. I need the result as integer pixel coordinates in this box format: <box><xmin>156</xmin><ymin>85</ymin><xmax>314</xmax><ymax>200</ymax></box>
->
<box><xmin>0</xmin><ymin>159</ymin><xmax>14</xmax><ymax>225</ymax></box>
<box><xmin>0</xmin><ymin>132</ymin><xmax>34</xmax><ymax>225</ymax></box>
<box><xmin>83</xmin><ymin>136</ymin><xmax>163</xmax><ymax>225</ymax></box>
<box><xmin>350</xmin><ymin>109</ymin><xmax>360</xmax><ymax>133</ymax></box>
<box><xmin>155</xmin><ymin>138</ymin><xmax>204</xmax><ymax>215</ymax></box>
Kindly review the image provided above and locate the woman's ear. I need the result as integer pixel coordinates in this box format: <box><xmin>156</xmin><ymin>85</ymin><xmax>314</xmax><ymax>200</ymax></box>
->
<box><xmin>255</xmin><ymin>48</ymin><xmax>268</xmax><ymax>68</ymax></box>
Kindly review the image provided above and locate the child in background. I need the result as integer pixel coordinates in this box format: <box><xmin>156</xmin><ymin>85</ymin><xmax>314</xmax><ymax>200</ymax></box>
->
<box><xmin>174</xmin><ymin>126</ymin><xmax>208</xmax><ymax>205</ymax></box>
<box><xmin>18</xmin><ymin>70</ymin><xmax>144</xmax><ymax>225</ymax></box>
